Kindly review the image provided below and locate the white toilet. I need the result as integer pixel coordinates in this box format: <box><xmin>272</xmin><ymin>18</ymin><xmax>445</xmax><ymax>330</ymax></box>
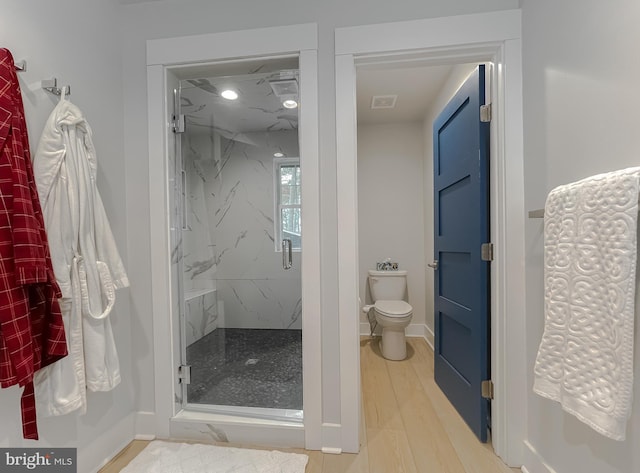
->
<box><xmin>365</xmin><ymin>269</ymin><xmax>413</xmax><ymax>361</ymax></box>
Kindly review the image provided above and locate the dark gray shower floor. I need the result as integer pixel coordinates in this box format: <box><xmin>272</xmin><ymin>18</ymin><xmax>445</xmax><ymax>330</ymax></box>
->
<box><xmin>186</xmin><ymin>328</ymin><xmax>302</xmax><ymax>409</ymax></box>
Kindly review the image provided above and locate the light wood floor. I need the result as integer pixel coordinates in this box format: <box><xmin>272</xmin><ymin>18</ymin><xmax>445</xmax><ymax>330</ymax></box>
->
<box><xmin>100</xmin><ymin>337</ymin><xmax>519</xmax><ymax>472</ymax></box>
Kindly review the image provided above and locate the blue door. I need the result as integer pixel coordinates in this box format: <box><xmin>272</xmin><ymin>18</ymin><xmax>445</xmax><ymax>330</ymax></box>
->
<box><xmin>432</xmin><ymin>65</ymin><xmax>490</xmax><ymax>442</ymax></box>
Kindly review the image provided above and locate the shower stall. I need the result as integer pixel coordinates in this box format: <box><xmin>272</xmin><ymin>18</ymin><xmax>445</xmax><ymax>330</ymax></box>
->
<box><xmin>172</xmin><ymin>58</ymin><xmax>303</xmax><ymax>421</ymax></box>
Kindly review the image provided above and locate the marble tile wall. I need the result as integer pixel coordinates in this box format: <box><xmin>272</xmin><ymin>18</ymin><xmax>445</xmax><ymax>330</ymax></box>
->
<box><xmin>181</xmin><ymin>129</ymin><xmax>218</xmax><ymax>349</ymax></box>
<box><xmin>182</xmin><ymin>127</ymin><xmax>302</xmax><ymax>330</ymax></box>
<box><xmin>185</xmin><ymin>289</ymin><xmax>218</xmax><ymax>346</ymax></box>
<box><xmin>182</xmin><ymin>130</ymin><xmax>218</xmax><ymax>293</ymax></box>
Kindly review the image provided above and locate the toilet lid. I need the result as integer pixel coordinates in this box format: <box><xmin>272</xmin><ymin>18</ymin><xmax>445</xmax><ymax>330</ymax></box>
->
<box><xmin>374</xmin><ymin>300</ymin><xmax>412</xmax><ymax>317</ymax></box>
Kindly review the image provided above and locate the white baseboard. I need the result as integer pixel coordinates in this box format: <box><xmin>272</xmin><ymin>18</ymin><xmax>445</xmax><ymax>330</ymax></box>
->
<box><xmin>405</xmin><ymin>323</ymin><xmax>424</xmax><ymax>338</ymax></box>
<box><xmin>86</xmin><ymin>413</ymin><xmax>135</xmax><ymax>473</ymax></box>
<box><xmin>135</xmin><ymin>411</ymin><xmax>157</xmax><ymax>439</ymax></box>
<box><xmin>423</xmin><ymin>324</ymin><xmax>434</xmax><ymax>350</ymax></box>
<box><xmin>321</xmin><ymin>422</ymin><xmax>342</xmax><ymax>453</ymax></box>
<box><xmin>85</xmin><ymin>411</ymin><xmax>157</xmax><ymax>472</ymax></box>
<box><xmin>360</xmin><ymin>322</ymin><xmax>372</xmax><ymax>336</ymax></box>
<box><xmin>522</xmin><ymin>440</ymin><xmax>558</xmax><ymax>473</ymax></box>
<box><xmin>360</xmin><ymin>322</ymin><xmax>433</xmax><ymax>348</ymax></box>
<box><xmin>321</xmin><ymin>447</ymin><xmax>342</xmax><ymax>454</ymax></box>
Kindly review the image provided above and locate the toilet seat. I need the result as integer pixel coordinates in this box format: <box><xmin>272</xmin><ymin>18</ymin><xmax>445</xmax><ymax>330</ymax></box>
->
<box><xmin>374</xmin><ymin>300</ymin><xmax>412</xmax><ymax>318</ymax></box>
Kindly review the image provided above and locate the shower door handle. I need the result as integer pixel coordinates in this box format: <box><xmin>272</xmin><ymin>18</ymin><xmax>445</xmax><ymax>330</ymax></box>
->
<box><xmin>181</xmin><ymin>170</ymin><xmax>187</xmax><ymax>230</ymax></box>
<box><xmin>282</xmin><ymin>239</ymin><xmax>293</xmax><ymax>270</ymax></box>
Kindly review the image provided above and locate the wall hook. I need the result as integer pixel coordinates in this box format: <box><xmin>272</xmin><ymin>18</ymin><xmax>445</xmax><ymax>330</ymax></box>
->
<box><xmin>41</xmin><ymin>78</ymin><xmax>70</xmax><ymax>96</ymax></box>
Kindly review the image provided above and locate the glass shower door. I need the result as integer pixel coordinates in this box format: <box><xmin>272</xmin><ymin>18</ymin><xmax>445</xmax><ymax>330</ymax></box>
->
<box><xmin>175</xmin><ymin>61</ymin><xmax>303</xmax><ymax>418</ymax></box>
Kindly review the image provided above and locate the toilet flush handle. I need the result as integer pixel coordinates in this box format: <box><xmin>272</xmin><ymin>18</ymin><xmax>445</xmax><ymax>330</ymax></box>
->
<box><xmin>427</xmin><ymin>260</ymin><xmax>438</xmax><ymax>270</ymax></box>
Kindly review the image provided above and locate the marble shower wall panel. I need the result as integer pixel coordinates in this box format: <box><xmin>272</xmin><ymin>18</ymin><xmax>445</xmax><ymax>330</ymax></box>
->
<box><xmin>216</xmin><ymin>279</ymin><xmax>302</xmax><ymax>329</ymax></box>
<box><xmin>185</xmin><ymin>290</ymin><xmax>218</xmax><ymax>346</ymax></box>
<box><xmin>203</xmin><ymin>130</ymin><xmax>302</xmax><ymax>329</ymax></box>
<box><xmin>182</xmin><ymin>130</ymin><xmax>218</xmax><ymax>293</ymax></box>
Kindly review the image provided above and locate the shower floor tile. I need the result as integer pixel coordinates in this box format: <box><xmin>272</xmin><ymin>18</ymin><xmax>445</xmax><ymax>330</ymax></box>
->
<box><xmin>186</xmin><ymin>328</ymin><xmax>302</xmax><ymax>409</ymax></box>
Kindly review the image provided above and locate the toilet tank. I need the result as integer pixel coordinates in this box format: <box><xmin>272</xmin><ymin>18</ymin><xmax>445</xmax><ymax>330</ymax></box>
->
<box><xmin>368</xmin><ymin>270</ymin><xmax>407</xmax><ymax>301</ymax></box>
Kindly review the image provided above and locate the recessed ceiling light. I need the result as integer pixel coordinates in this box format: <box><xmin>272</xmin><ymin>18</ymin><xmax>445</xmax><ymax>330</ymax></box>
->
<box><xmin>221</xmin><ymin>89</ymin><xmax>238</xmax><ymax>100</ymax></box>
<box><xmin>282</xmin><ymin>99</ymin><xmax>298</xmax><ymax>109</ymax></box>
<box><xmin>274</xmin><ymin>152</ymin><xmax>285</xmax><ymax>158</ymax></box>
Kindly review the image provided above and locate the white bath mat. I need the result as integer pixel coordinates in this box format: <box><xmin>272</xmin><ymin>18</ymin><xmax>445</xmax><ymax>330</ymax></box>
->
<box><xmin>120</xmin><ymin>440</ymin><xmax>308</xmax><ymax>473</ymax></box>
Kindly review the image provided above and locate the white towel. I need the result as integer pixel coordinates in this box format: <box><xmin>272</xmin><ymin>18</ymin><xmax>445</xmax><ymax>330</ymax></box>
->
<box><xmin>533</xmin><ymin>167</ymin><xmax>640</xmax><ymax>441</ymax></box>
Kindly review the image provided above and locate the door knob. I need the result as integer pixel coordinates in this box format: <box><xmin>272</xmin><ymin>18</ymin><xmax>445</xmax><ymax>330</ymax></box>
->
<box><xmin>427</xmin><ymin>260</ymin><xmax>438</xmax><ymax>270</ymax></box>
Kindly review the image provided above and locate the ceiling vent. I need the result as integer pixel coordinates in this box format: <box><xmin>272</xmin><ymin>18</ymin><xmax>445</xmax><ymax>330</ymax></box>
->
<box><xmin>371</xmin><ymin>95</ymin><xmax>397</xmax><ymax>109</ymax></box>
<box><xmin>269</xmin><ymin>79</ymin><xmax>298</xmax><ymax>97</ymax></box>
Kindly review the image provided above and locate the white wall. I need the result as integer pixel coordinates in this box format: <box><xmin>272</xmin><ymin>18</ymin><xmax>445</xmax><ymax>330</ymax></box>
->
<box><xmin>121</xmin><ymin>0</ymin><xmax>520</xmax><ymax>428</ymax></box>
<box><xmin>522</xmin><ymin>1</ymin><xmax>640</xmax><ymax>472</ymax></box>
<box><xmin>0</xmin><ymin>1</ymin><xmax>134</xmax><ymax>471</ymax></box>
<box><xmin>422</xmin><ymin>64</ymin><xmax>478</xmax><ymax>335</ymax></box>
<box><xmin>357</xmin><ymin>122</ymin><xmax>426</xmax><ymax>328</ymax></box>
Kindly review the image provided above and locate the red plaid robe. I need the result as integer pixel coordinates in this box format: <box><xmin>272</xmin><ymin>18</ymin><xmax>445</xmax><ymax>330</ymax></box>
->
<box><xmin>0</xmin><ymin>48</ymin><xmax>67</xmax><ymax>440</ymax></box>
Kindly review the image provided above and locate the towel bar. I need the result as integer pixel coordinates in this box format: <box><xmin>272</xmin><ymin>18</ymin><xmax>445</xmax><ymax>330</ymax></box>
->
<box><xmin>528</xmin><ymin>209</ymin><xmax>544</xmax><ymax>218</ymax></box>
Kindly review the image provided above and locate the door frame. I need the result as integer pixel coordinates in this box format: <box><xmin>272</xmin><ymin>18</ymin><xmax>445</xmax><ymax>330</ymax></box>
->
<box><xmin>335</xmin><ymin>10</ymin><xmax>526</xmax><ymax>464</ymax></box>
<box><xmin>146</xmin><ymin>23</ymin><xmax>322</xmax><ymax>449</ymax></box>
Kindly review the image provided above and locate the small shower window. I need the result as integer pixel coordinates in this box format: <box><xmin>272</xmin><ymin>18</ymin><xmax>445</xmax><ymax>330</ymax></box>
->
<box><xmin>274</xmin><ymin>157</ymin><xmax>301</xmax><ymax>251</ymax></box>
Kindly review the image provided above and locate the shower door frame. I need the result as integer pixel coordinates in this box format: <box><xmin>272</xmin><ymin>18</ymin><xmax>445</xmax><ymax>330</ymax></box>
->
<box><xmin>147</xmin><ymin>24</ymin><xmax>321</xmax><ymax>449</ymax></box>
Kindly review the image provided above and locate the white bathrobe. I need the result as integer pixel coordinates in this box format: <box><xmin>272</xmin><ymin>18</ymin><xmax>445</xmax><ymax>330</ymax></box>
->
<box><xmin>32</xmin><ymin>95</ymin><xmax>129</xmax><ymax>416</ymax></box>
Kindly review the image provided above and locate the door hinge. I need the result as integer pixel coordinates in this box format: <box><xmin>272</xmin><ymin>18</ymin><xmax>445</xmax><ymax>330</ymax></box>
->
<box><xmin>178</xmin><ymin>364</ymin><xmax>191</xmax><ymax>385</ymax></box>
<box><xmin>481</xmin><ymin>380</ymin><xmax>494</xmax><ymax>400</ymax></box>
<box><xmin>172</xmin><ymin>114</ymin><xmax>185</xmax><ymax>134</ymax></box>
<box><xmin>481</xmin><ymin>243</ymin><xmax>494</xmax><ymax>262</ymax></box>
<box><xmin>480</xmin><ymin>103</ymin><xmax>492</xmax><ymax>123</ymax></box>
